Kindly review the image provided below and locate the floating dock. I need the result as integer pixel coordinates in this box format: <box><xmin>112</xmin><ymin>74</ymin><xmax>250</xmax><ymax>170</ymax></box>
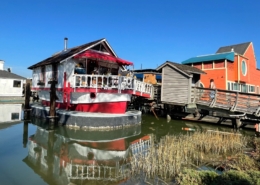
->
<box><xmin>31</xmin><ymin>103</ymin><xmax>142</xmax><ymax>128</ymax></box>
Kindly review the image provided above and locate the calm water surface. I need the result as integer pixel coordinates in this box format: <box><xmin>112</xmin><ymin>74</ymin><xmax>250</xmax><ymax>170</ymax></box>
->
<box><xmin>0</xmin><ymin>104</ymin><xmax>255</xmax><ymax>185</ymax></box>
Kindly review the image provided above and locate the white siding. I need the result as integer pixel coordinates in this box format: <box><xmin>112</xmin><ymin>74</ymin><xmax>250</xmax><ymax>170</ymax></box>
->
<box><xmin>0</xmin><ymin>78</ymin><xmax>25</xmax><ymax>96</ymax></box>
<box><xmin>32</xmin><ymin>67</ymin><xmax>41</xmax><ymax>88</ymax></box>
<box><xmin>45</xmin><ymin>65</ymin><xmax>52</xmax><ymax>88</ymax></box>
<box><xmin>57</xmin><ymin>63</ymin><xmax>65</xmax><ymax>89</ymax></box>
<box><xmin>64</xmin><ymin>59</ymin><xmax>75</xmax><ymax>87</ymax></box>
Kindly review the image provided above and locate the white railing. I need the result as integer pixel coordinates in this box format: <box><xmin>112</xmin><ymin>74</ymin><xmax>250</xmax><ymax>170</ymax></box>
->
<box><xmin>73</xmin><ymin>74</ymin><xmax>153</xmax><ymax>96</ymax></box>
<box><xmin>68</xmin><ymin>161</ymin><xmax>131</xmax><ymax>181</ymax></box>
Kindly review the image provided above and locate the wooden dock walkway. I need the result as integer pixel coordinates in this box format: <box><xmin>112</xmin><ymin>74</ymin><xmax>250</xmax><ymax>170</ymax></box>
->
<box><xmin>191</xmin><ymin>87</ymin><xmax>260</xmax><ymax>126</ymax></box>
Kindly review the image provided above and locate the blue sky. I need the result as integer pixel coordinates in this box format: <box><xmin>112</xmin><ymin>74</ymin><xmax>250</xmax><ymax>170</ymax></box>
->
<box><xmin>1</xmin><ymin>0</ymin><xmax>260</xmax><ymax>78</ymax></box>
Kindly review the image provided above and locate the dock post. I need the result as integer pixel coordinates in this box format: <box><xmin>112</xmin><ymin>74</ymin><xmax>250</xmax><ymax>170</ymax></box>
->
<box><xmin>23</xmin><ymin>121</ymin><xmax>29</xmax><ymax>148</ymax></box>
<box><xmin>255</xmin><ymin>123</ymin><xmax>260</xmax><ymax>137</ymax></box>
<box><xmin>48</xmin><ymin>80</ymin><xmax>58</xmax><ymax>124</ymax></box>
<box><xmin>231</xmin><ymin>118</ymin><xmax>242</xmax><ymax>131</ymax></box>
<box><xmin>24</xmin><ymin>82</ymin><xmax>31</xmax><ymax>120</ymax></box>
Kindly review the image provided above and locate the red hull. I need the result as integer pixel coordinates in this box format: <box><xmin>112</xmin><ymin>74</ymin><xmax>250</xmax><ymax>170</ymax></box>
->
<box><xmin>42</xmin><ymin>100</ymin><xmax>128</xmax><ymax>114</ymax></box>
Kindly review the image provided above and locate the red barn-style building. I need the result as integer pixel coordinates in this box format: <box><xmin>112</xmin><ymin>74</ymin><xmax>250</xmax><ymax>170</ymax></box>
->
<box><xmin>182</xmin><ymin>42</ymin><xmax>260</xmax><ymax>94</ymax></box>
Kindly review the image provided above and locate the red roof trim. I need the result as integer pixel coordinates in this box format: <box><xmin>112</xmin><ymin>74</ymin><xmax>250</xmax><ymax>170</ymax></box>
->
<box><xmin>74</xmin><ymin>50</ymin><xmax>133</xmax><ymax>65</ymax></box>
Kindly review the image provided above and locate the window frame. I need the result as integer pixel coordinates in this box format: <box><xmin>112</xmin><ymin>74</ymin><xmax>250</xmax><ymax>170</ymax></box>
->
<box><xmin>13</xmin><ymin>80</ymin><xmax>21</xmax><ymax>88</ymax></box>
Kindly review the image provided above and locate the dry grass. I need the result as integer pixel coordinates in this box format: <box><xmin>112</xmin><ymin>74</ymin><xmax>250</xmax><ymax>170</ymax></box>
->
<box><xmin>130</xmin><ymin>130</ymin><xmax>248</xmax><ymax>181</ymax></box>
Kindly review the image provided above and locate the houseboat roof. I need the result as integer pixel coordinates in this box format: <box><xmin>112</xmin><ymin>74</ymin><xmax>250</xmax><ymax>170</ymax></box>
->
<box><xmin>182</xmin><ymin>52</ymin><xmax>234</xmax><ymax>64</ymax></box>
<box><xmin>216</xmin><ymin>42</ymin><xmax>251</xmax><ymax>55</ymax></box>
<box><xmin>0</xmin><ymin>70</ymin><xmax>26</xmax><ymax>80</ymax></box>
<box><xmin>133</xmin><ymin>69</ymin><xmax>159</xmax><ymax>73</ymax></box>
<box><xmin>28</xmin><ymin>38</ymin><xmax>133</xmax><ymax>69</ymax></box>
<box><xmin>157</xmin><ymin>61</ymin><xmax>206</xmax><ymax>76</ymax></box>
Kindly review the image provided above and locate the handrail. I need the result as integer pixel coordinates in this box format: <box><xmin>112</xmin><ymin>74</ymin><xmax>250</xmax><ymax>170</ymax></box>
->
<box><xmin>73</xmin><ymin>74</ymin><xmax>153</xmax><ymax>96</ymax></box>
<box><xmin>192</xmin><ymin>86</ymin><xmax>260</xmax><ymax>115</ymax></box>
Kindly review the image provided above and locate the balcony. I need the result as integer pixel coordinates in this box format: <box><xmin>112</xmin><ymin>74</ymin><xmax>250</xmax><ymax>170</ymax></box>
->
<box><xmin>73</xmin><ymin>74</ymin><xmax>153</xmax><ymax>97</ymax></box>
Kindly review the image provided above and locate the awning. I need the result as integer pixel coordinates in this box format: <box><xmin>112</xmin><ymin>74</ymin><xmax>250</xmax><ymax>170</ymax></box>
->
<box><xmin>74</xmin><ymin>50</ymin><xmax>133</xmax><ymax>65</ymax></box>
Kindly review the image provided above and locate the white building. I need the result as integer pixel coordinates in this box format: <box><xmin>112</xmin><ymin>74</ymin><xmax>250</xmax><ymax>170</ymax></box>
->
<box><xmin>0</xmin><ymin>60</ymin><xmax>26</xmax><ymax>96</ymax></box>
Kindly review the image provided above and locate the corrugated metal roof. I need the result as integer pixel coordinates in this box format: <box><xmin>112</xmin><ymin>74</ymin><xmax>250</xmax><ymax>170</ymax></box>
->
<box><xmin>216</xmin><ymin>42</ymin><xmax>251</xmax><ymax>55</ymax></box>
<box><xmin>0</xmin><ymin>70</ymin><xmax>26</xmax><ymax>79</ymax></box>
<box><xmin>182</xmin><ymin>52</ymin><xmax>234</xmax><ymax>64</ymax></box>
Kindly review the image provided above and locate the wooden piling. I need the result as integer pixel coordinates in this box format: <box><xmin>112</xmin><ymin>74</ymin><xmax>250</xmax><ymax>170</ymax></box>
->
<box><xmin>24</xmin><ymin>82</ymin><xmax>31</xmax><ymax>120</ymax></box>
<box><xmin>48</xmin><ymin>80</ymin><xmax>58</xmax><ymax>123</ymax></box>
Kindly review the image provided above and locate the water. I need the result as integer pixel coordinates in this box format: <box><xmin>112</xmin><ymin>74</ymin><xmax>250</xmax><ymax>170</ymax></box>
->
<box><xmin>0</xmin><ymin>104</ymin><xmax>255</xmax><ymax>185</ymax></box>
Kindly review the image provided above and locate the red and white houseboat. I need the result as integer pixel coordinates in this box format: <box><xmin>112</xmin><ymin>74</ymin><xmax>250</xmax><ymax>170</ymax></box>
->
<box><xmin>28</xmin><ymin>38</ymin><xmax>153</xmax><ymax>114</ymax></box>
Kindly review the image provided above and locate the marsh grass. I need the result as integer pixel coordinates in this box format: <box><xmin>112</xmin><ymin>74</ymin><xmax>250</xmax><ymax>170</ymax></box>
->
<box><xmin>130</xmin><ymin>130</ymin><xmax>248</xmax><ymax>181</ymax></box>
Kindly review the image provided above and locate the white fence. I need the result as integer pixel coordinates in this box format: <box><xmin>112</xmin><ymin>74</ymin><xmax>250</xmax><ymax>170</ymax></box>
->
<box><xmin>73</xmin><ymin>74</ymin><xmax>153</xmax><ymax>96</ymax></box>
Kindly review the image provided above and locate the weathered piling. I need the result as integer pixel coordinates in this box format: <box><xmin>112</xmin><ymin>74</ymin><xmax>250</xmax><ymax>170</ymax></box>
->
<box><xmin>24</xmin><ymin>82</ymin><xmax>31</xmax><ymax>120</ymax></box>
<box><xmin>48</xmin><ymin>79</ymin><xmax>58</xmax><ymax>124</ymax></box>
<box><xmin>23</xmin><ymin>121</ymin><xmax>29</xmax><ymax>148</ymax></box>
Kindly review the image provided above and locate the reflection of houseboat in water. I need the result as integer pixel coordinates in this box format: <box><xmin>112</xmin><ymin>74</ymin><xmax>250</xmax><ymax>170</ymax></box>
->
<box><xmin>0</xmin><ymin>104</ymin><xmax>22</xmax><ymax>123</ymax></box>
<box><xmin>23</xmin><ymin>118</ymin><xmax>152</xmax><ymax>184</ymax></box>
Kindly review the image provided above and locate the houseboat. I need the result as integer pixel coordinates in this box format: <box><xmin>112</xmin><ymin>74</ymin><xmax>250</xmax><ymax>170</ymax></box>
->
<box><xmin>28</xmin><ymin>38</ymin><xmax>153</xmax><ymax>115</ymax></box>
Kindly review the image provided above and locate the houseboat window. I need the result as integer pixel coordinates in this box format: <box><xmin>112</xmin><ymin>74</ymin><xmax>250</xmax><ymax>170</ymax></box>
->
<box><xmin>111</xmin><ymin>68</ymin><xmax>118</xmax><ymax>75</ymax></box>
<box><xmin>227</xmin><ymin>82</ymin><xmax>231</xmax><ymax>90</ymax></box>
<box><xmin>249</xmin><ymin>85</ymin><xmax>255</xmax><ymax>93</ymax></box>
<box><xmin>241</xmin><ymin>60</ymin><xmax>247</xmax><ymax>76</ymax></box>
<box><xmin>75</xmin><ymin>62</ymin><xmax>86</xmax><ymax>74</ymax></box>
<box><xmin>233</xmin><ymin>83</ymin><xmax>240</xmax><ymax>91</ymax></box>
<box><xmin>241</xmin><ymin>84</ymin><xmax>248</xmax><ymax>93</ymax></box>
<box><xmin>13</xmin><ymin>80</ymin><xmax>21</xmax><ymax>87</ymax></box>
<box><xmin>11</xmin><ymin>113</ymin><xmax>19</xmax><ymax>120</ymax></box>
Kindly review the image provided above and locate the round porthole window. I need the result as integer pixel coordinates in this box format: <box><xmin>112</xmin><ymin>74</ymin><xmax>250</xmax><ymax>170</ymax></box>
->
<box><xmin>241</xmin><ymin>60</ymin><xmax>247</xmax><ymax>76</ymax></box>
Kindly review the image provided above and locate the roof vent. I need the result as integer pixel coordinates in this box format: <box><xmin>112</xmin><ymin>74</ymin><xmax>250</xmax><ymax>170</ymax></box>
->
<box><xmin>64</xmin><ymin>37</ymin><xmax>68</xmax><ymax>51</ymax></box>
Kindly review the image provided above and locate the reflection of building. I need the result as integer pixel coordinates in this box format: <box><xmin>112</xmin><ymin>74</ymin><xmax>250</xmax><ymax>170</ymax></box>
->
<box><xmin>23</xmin><ymin>119</ymin><xmax>151</xmax><ymax>185</ymax></box>
<box><xmin>0</xmin><ymin>104</ymin><xmax>22</xmax><ymax>123</ymax></box>
<box><xmin>0</xmin><ymin>60</ymin><xmax>26</xmax><ymax>97</ymax></box>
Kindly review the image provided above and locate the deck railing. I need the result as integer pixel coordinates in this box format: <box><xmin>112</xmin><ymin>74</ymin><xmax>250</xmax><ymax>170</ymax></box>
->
<box><xmin>73</xmin><ymin>74</ymin><xmax>153</xmax><ymax>97</ymax></box>
<box><xmin>192</xmin><ymin>87</ymin><xmax>260</xmax><ymax>115</ymax></box>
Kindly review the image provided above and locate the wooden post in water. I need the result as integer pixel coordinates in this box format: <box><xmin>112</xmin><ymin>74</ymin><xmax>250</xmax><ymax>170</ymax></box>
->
<box><xmin>24</xmin><ymin>82</ymin><xmax>31</xmax><ymax>120</ymax></box>
<box><xmin>23</xmin><ymin>121</ymin><xmax>29</xmax><ymax>148</ymax></box>
<box><xmin>48</xmin><ymin>79</ymin><xmax>57</xmax><ymax>123</ymax></box>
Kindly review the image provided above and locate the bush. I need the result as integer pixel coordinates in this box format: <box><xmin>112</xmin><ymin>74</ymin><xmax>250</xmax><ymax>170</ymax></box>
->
<box><xmin>175</xmin><ymin>169</ymin><xmax>218</xmax><ymax>185</ymax></box>
<box><xmin>176</xmin><ymin>169</ymin><xmax>260</xmax><ymax>185</ymax></box>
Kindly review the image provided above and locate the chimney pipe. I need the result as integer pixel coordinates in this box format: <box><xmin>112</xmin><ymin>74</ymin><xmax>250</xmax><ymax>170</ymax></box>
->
<box><xmin>64</xmin><ymin>37</ymin><xmax>68</xmax><ymax>51</ymax></box>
